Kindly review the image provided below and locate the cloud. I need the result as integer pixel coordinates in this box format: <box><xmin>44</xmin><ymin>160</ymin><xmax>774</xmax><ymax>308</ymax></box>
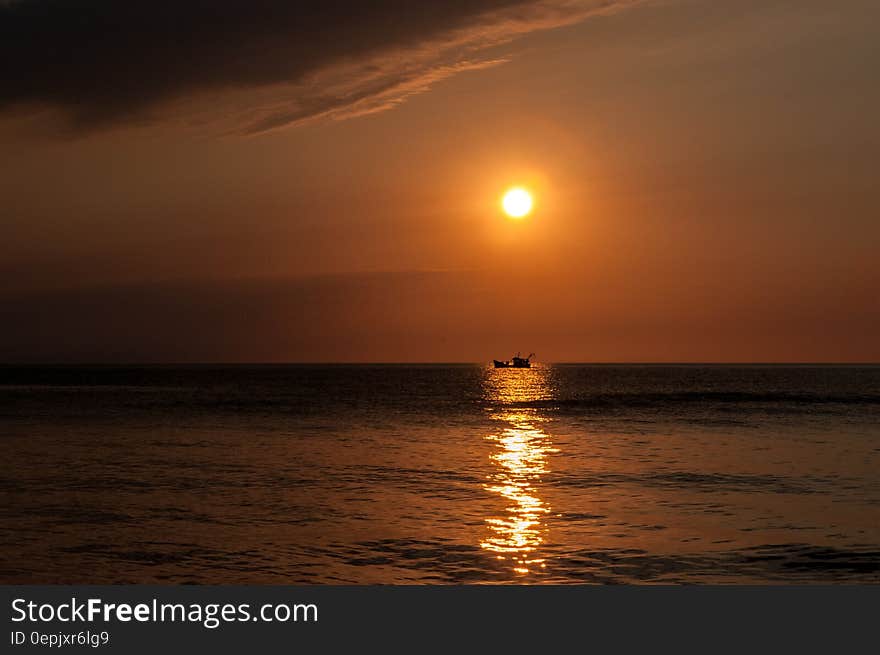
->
<box><xmin>0</xmin><ymin>271</ymin><xmax>487</xmax><ymax>362</ymax></box>
<box><xmin>0</xmin><ymin>0</ymin><xmax>637</xmax><ymax>133</ymax></box>
<box><xmin>4</xmin><ymin>268</ymin><xmax>878</xmax><ymax>362</ymax></box>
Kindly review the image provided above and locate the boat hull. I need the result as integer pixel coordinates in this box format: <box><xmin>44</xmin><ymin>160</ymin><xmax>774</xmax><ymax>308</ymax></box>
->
<box><xmin>493</xmin><ymin>359</ymin><xmax>530</xmax><ymax>368</ymax></box>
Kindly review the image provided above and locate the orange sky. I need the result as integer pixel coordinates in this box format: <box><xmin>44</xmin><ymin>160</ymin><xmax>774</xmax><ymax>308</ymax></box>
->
<box><xmin>1</xmin><ymin>0</ymin><xmax>878</xmax><ymax>362</ymax></box>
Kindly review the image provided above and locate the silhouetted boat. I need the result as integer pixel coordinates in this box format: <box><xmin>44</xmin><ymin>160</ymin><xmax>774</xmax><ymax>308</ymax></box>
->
<box><xmin>493</xmin><ymin>352</ymin><xmax>535</xmax><ymax>368</ymax></box>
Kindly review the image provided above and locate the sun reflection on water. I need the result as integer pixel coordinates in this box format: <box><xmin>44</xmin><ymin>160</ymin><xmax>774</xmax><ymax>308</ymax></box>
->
<box><xmin>481</xmin><ymin>365</ymin><xmax>558</xmax><ymax>576</ymax></box>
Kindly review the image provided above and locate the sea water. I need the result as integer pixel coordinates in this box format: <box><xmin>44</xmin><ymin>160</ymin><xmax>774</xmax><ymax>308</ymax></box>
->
<box><xmin>1</xmin><ymin>364</ymin><xmax>878</xmax><ymax>583</ymax></box>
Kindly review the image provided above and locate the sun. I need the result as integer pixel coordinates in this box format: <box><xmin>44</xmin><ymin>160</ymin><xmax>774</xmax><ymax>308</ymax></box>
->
<box><xmin>502</xmin><ymin>187</ymin><xmax>533</xmax><ymax>219</ymax></box>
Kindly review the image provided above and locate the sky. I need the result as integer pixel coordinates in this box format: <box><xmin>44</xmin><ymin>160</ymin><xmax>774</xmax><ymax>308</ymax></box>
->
<box><xmin>1</xmin><ymin>0</ymin><xmax>878</xmax><ymax>362</ymax></box>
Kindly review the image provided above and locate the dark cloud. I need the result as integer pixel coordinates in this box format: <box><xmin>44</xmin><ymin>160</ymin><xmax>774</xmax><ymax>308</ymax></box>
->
<box><xmin>0</xmin><ymin>272</ymin><xmax>487</xmax><ymax>362</ymax></box>
<box><xmin>3</xmin><ymin>270</ymin><xmax>878</xmax><ymax>362</ymax></box>
<box><xmin>0</xmin><ymin>0</ymin><xmax>634</xmax><ymax>133</ymax></box>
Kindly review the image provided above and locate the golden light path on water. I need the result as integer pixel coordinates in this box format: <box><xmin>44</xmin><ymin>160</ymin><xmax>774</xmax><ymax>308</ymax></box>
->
<box><xmin>481</xmin><ymin>365</ymin><xmax>558</xmax><ymax>576</ymax></box>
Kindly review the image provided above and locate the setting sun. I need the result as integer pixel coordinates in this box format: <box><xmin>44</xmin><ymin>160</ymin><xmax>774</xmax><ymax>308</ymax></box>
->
<box><xmin>502</xmin><ymin>187</ymin><xmax>533</xmax><ymax>219</ymax></box>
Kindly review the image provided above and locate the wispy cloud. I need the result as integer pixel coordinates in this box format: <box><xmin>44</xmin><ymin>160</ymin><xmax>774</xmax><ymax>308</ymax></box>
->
<box><xmin>0</xmin><ymin>0</ymin><xmax>640</xmax><ymax>134</ymax></box>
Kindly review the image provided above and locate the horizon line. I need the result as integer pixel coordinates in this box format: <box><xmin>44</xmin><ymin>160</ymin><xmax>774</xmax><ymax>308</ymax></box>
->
<box><xmin>1</xmin><ymin>361</ymin><xmax>879</xmax><ymax>367</ymax></box>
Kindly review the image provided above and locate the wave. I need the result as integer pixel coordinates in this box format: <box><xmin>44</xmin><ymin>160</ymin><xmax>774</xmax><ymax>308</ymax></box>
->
<box><xmin>492</xmin><ymin>391</ymin><xmax>880</xmax><ymax>409</ymax></box>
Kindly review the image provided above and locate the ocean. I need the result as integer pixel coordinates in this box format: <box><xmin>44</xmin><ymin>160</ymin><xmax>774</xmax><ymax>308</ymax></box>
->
<box><xmin>1</xmin><ymin>364</ymin><xmax>878</xmax><ymax>583</ymax></box>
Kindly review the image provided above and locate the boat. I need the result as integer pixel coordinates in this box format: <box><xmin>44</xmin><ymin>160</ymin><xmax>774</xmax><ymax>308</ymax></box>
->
<box><xmin>493</xmin><ymin>352</ymin><xmax>535</xmax><ymax>368</ymax></box>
